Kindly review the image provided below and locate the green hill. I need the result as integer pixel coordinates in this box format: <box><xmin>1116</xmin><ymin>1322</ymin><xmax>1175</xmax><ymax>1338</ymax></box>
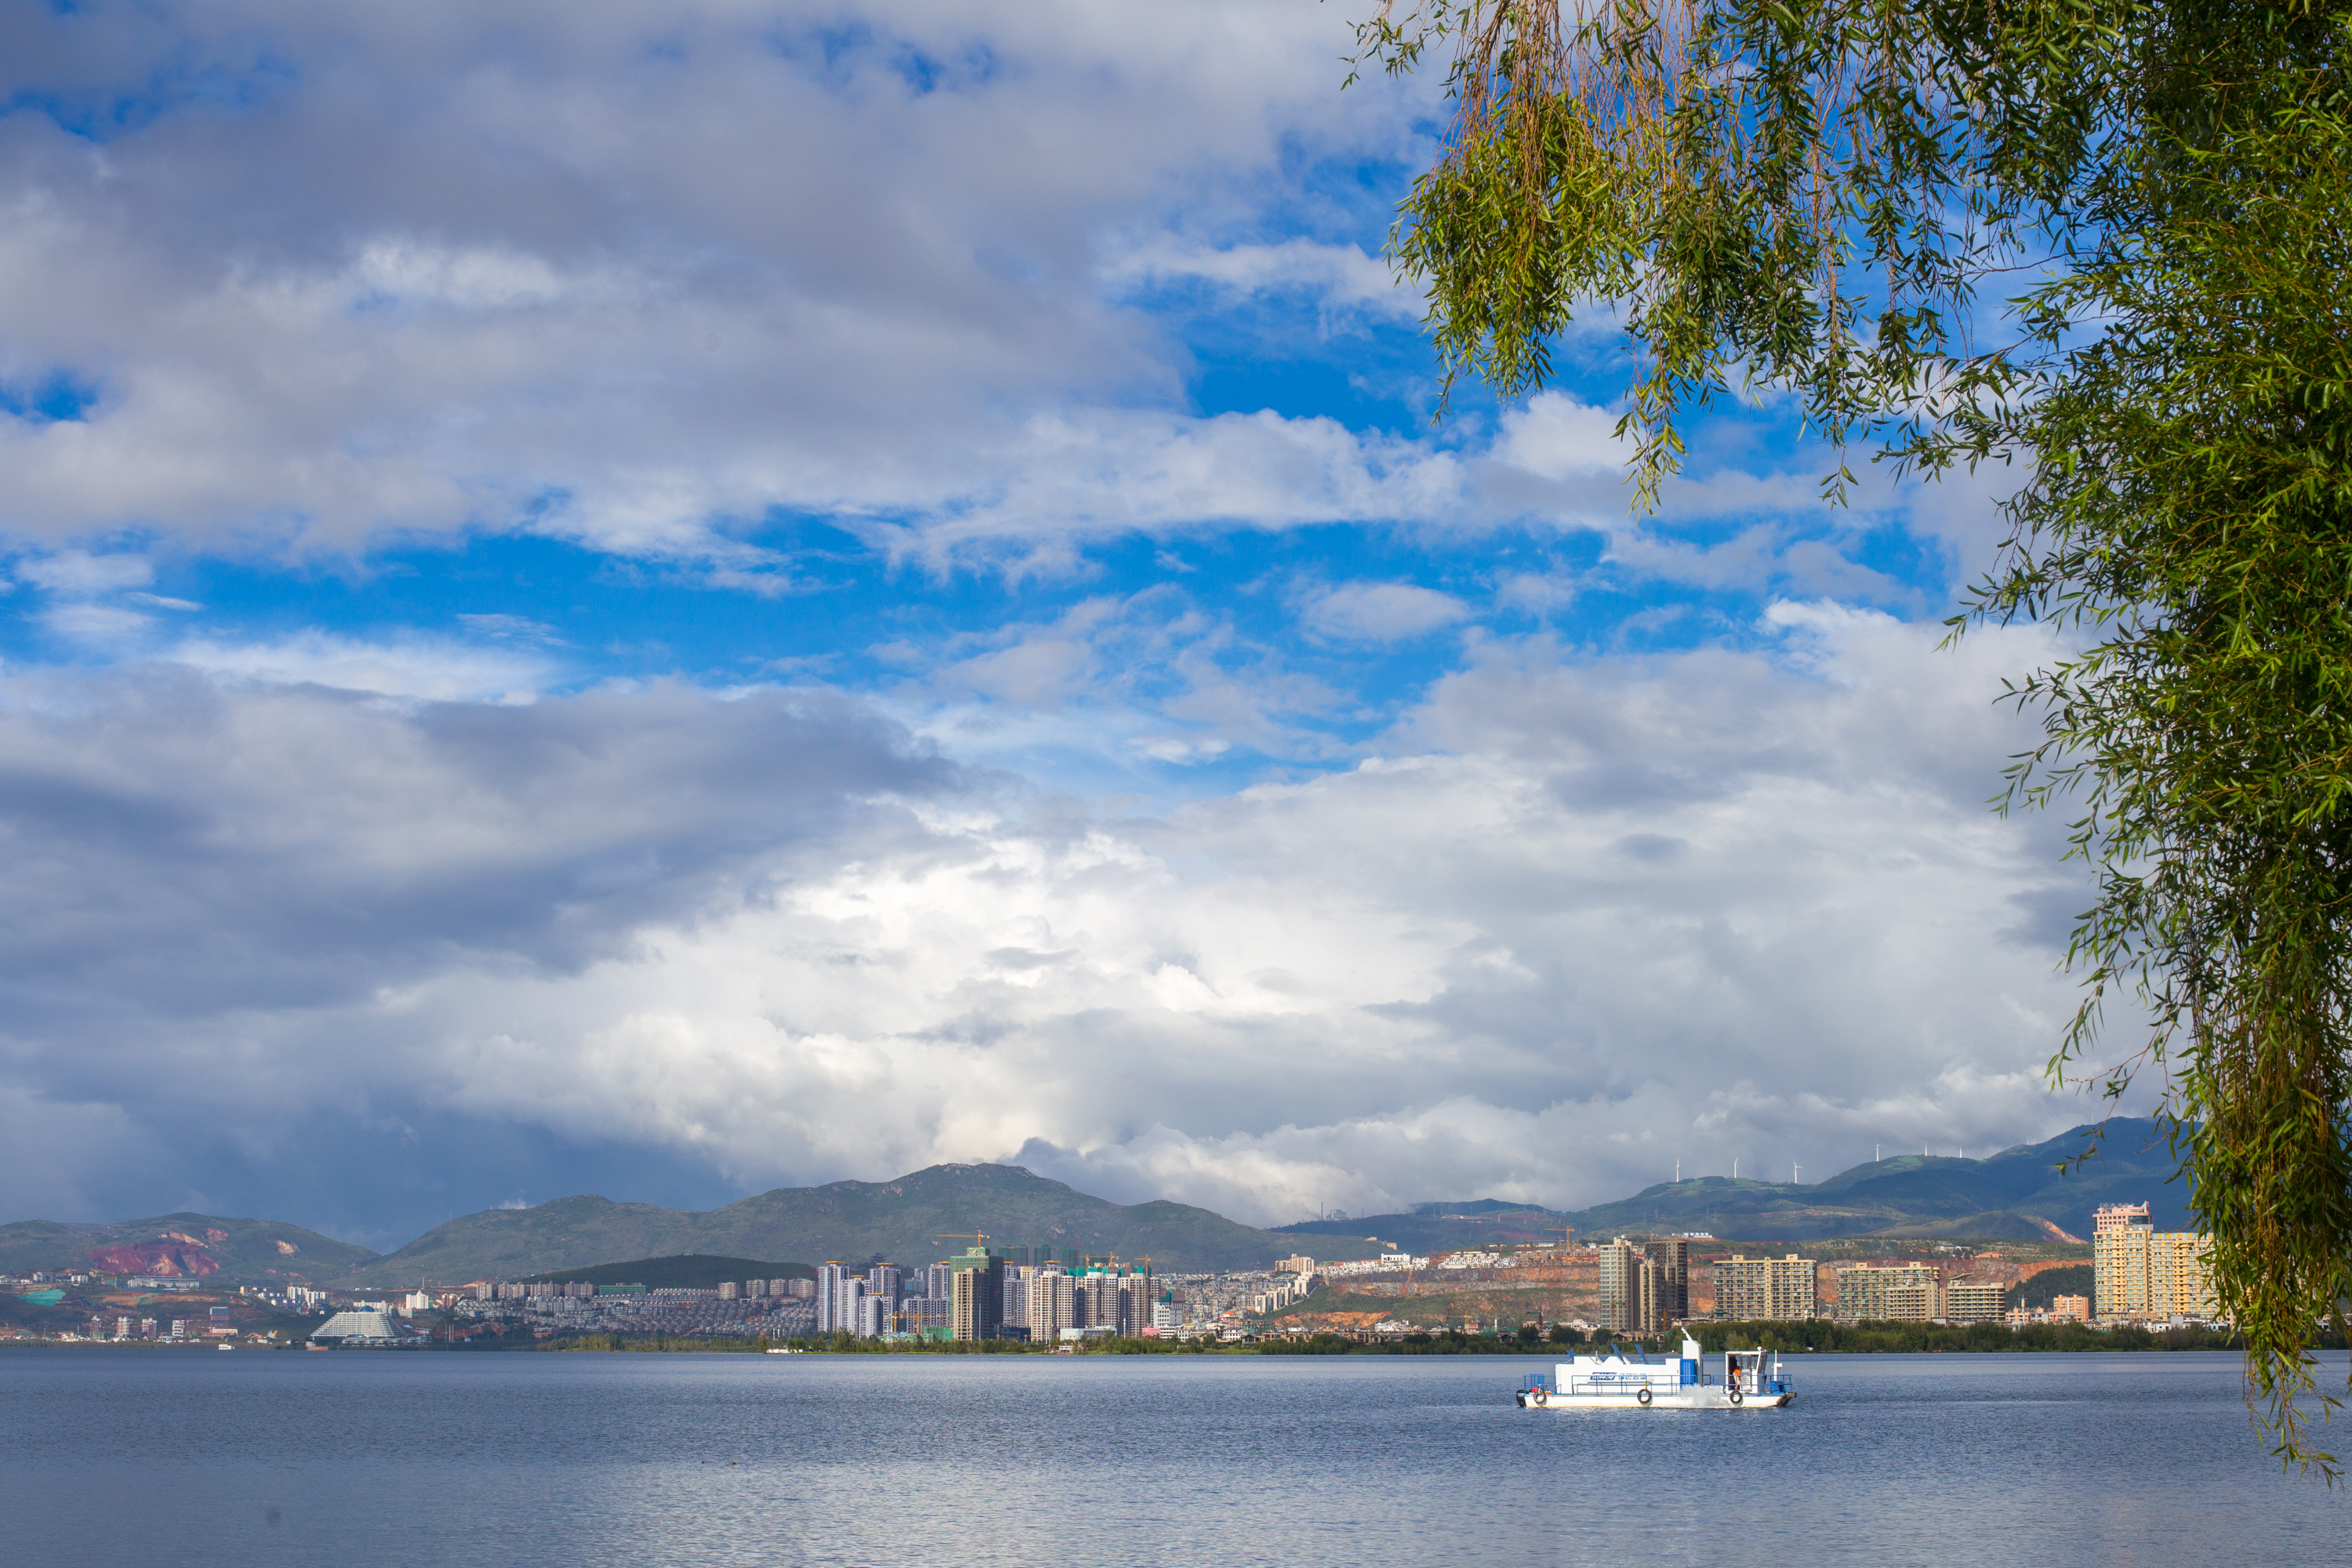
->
<box><xmin>337</xmin><ymin>1163</ymin><xmax>1381</xmax><ymax>1287</ymax></box>
<box><xmin>0</xmin><ymin>1211</ymin><xmax>379</xmax><ymax>1286</ymax></box>
<box><xmin>524</xmin><ymin>1254</ymin><xmax>817</xmax><ymax>1290</ymax></box>
<box><xmin>2013</xmin><ymin>1263</ymin><xmax>2096</xmax><ymax>1308</ymax></box>
<box><xmin>1278</xmin><ymin>1120</ymin><xmax>2188</xmax><ymax>1248</ymax></box>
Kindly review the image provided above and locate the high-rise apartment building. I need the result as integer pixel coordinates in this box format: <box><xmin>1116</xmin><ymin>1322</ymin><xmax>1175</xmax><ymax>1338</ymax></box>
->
<box><xmin>2092</xmin><ymin>1203</ymin><xmax>2152</xmax><ymax>1318</ymax></box>
<box><xmin>1119</xmin><ymin>1268</ymin><xmax>1153</xmax><ymax>1337</ymax></box>
<box><xmin>1943</xmin><ymin>1280</ymin><xmax>2008</xmax><ymax>1324</ymax></box>
<box><xmin>840</xmin><ymin>1279</ymin><xmax>869</xmax><ymax>1338</ymax></box>
<box><xmin>1028</xmin><ymin>1268</ymin><xmax>1073</xmax><ymax>1340</ymax></box>
<box><xmin>816</xmin><ymin>1262</ymin><xmax>851</xmax><ymax>1334</ymax></box>
<box><xmin>1599</xmin><ymin>1240</ymin><xmax>1661</xmax><ymax>1334</ymax></box>
<box><xmin>1648</xmin><ymin>1239</ymin><xmax>1690</xmax><ymax>1323</ymax></box>
<box><xmin>1075</xmin><ymin>1272</ymin><xmax>1117</xmax><ymax>1332</ymax></box>
<box><xmin>2093</xmin><ymin>1203</ymin><xmax>2219</xmax><ymax>1320</ymax></box>
<box><xmin>946</xmin><ymin>1245</ymin><xmax>1003</xmax><ymax>1341</ymax></box>
<box><xmin>1713</xmin><ymin>1254</ymin><xmax>1817</xmax><ymax>1321</ymax></box>
<box><xmin>1000</xmin><ymin>1265</ymin><xmax>1031</xmax><ymax>1332</ymax></box>
<box><xmin>1833</xmin><ymin>1263</ymin><xmax>1943</xmax><ymax>1322</ymax></box>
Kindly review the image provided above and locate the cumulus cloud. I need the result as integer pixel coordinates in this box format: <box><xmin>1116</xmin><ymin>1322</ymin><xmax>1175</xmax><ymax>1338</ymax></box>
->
<box><xmin>0</xmin><ymin>2</ymin><xmax>1903</xmax><ymax>578</ymax></box>
<box><xmin>18</xmin><ymin>550</ymin><xmax>154</xmax><ymax>595</ymax></box>
<box><xmin>1301</xmin><ymin>581</ymin><xmax>1471</xmax><ymax>643</ymax></box>
<box><xmin>0</xmin><ymin>609</ymin><xmax>2109</xmax><ymax>1234</ymax></box>
<box><xmin>0</xmin><ymin>2</ymin><xmax>2078</xmax><ymax>1244</ymax></box>
<box><xmin>170</xmin><ymin>631</ymin><xmax>558</xmax><ymax>704</ymax></box>
<box><xmin>1105</xmin><ymin>238</ymin><xmax>1420</xmax><ymax>321</ymax></box>
<box><xmin>0</xmin><ymin>0</ymin><xmax>1466</xmax><ymax>563</ymax></box>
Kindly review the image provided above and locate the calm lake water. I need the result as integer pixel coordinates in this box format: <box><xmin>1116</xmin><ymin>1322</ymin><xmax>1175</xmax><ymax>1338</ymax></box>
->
<box><xmin>1</xmin><ymin>1348</ymin><xmax>2340</xmax><ymax>1566</ymax></box>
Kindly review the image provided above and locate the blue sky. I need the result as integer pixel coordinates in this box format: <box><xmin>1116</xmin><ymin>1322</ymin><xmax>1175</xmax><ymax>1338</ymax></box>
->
<box><xmin>0</xmin><ymin>1</ymin><xmax>2100</xmax><ymax>1251</ymax></box>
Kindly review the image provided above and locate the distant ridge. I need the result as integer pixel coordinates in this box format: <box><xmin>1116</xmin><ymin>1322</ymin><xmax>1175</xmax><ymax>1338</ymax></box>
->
<box><xmin>524</xmin><ymin>1254</ymin><xmax>817</xmax><ymax>1290</ymax></box>
<box><xmin>1279</xmin><ymin>1120</ymin><xmax>2181</xmax><ymax>1250</ymax></box>
<box><xmin>2</xmin><ymin>1122</ymin><xmax>2174</xmax><ymax>1290</ymax></box>
<box><xmin>335</xmin><ymin>1163</ymin><xmax>1385</xmax><ymax>1287</ymax></box>
<box><xmin>0</xmin><ymin>1211</ymin><xmax>379</xmax><ymax>1287</ymax></box>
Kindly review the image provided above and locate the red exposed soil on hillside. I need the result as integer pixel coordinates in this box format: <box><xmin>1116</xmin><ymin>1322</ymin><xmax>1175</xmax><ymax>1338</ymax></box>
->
<box><xmin>85</xmin><ymin>1241</ymin><xmax>220</xmax><ymax>1277</ymax></box>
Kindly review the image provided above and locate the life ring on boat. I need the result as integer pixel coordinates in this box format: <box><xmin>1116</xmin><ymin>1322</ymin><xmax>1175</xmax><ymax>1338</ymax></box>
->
<box><xmin>1728</xmin><ymin>1388</ymin><xmax>1744</xmax><ymax>1406</ymax></box>
<box><xmin>1636</xmin><ymin>1387</ymin><xmax>1652</xmax><ymax>1406</ymax></box>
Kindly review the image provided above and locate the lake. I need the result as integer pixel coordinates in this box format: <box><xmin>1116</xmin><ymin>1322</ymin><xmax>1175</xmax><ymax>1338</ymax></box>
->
<box><xmin>0</xmin><ymin>1348</ymin><xmax>2339</xmax><ymax>1565</ymax></box>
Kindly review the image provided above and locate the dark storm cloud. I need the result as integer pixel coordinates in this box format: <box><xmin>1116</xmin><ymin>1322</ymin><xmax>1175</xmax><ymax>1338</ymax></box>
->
<box><xmin>0</xmin><ymin>670</ymin><xmax>961</xmax><ymax>1029</ymax></box>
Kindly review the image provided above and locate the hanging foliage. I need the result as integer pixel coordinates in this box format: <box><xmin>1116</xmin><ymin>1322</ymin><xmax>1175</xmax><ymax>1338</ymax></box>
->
<box><xmin>1355</xmin><ymin>0</ymin><xmax>2352</xmax><ymax>1471</ymax></box>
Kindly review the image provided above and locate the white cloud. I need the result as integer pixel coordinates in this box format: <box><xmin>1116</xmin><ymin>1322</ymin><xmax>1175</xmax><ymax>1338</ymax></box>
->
<box><xmin>0</xmin><ymin>3</ymin><xmax>1970</xmax><ymax>586</ymax></box>
<box><xmin>0</xmin><ymin>1</ymin><xmax>2073</xmax><ymax>1238</ymax></box>
<box><xmin>18</xmin><ymin>550</ymin><xmax>154</xmax><ymax>594</ymax></box>
<box><xmin>42</xmin><ymin>603</ymin><xmax>153</xmax><ymax>644</ymax></box>
<box><xmin>170</xmin><ymin>632</ymin><xmax>557</xmax><ymax>703</ymax></box>
<box><xmin>1104</xmin><ymin>238</ymin><xmax>1418</xmax><ymax>321</ymax></box>
<box><xmin>1301</xmin><ymin>581</ymin><xmax>1470</xmax><ymax>643</ymax></box>
<box><xmin>0</xmin><ymin>1</ymin><xmax>1449</xmax><ymax>562</ymax></box>
<box><xmin>0</xmin><ymin>612</ymin><xmax>2114</xmax><ymax>1229</ymax></box>
<box><xmin>1490</xmin><ymin>391</ymin><xmax>1627</xmax><ymax>482</ymax></box>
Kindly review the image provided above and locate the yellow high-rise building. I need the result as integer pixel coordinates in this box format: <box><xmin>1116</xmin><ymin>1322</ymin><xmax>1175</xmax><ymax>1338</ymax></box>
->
<box><xmin>2092</xmin><ymin>1203</ymin><xmax>2220</xmax><ymax>1321</ymax></box>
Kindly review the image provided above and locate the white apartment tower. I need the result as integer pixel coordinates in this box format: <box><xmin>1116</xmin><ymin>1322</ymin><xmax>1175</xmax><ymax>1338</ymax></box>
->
<box><xmin>1029</xmin><ymin>1269</ymin><xmax>1073</xmax><ymax>1340</ymax></box>
<box><xmin>815</xmin><ymin>1263</ymin><xmax>851</xmax><ymax>1333</ymax></box>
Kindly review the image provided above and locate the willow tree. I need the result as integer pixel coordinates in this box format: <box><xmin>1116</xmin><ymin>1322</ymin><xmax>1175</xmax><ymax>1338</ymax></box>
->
<box><xmin>1352</xmin><ymin>0</ymin><xmax>2352</xmax><ymax>1469</ymax></box>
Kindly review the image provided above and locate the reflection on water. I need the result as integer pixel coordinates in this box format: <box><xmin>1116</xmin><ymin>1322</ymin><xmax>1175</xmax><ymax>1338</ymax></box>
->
<box><xmin>0</xmin><ymin>1349</ymin><xmax>2338</xmax><ymax>1566</ymax></box>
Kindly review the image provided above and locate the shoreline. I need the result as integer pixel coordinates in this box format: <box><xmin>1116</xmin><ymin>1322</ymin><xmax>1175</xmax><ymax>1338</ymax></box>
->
<box><xmin>13</xmin><ymin>1321</ymin><xmax>2325</xmax><ymax>1358</ymax></box>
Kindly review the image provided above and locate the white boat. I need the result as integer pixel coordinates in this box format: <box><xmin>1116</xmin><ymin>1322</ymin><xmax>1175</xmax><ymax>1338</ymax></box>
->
<box><xmin>1515</xmin><ymin>1335</ymin><xmax>1793</xmax><ymax>1410</ymax></box>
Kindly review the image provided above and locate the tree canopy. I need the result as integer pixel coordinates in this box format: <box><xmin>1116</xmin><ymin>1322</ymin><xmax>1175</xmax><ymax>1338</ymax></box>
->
<box><xmin>1353</xmin><ymin>0</ymin><xmax>2352</xmax><ymax>1472</ymax></box>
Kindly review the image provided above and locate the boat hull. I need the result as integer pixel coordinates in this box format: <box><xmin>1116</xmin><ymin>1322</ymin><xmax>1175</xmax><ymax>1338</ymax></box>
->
<box><xmin>1515</xmin><ymin>1388</ymin><xmax>1792</xmax><ymax>1410</ymax></box>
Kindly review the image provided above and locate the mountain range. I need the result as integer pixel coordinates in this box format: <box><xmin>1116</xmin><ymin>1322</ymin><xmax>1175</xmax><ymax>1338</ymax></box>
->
<box><xmin>1</xmin><ymin>1120</ymin><xmax>2189</xmax><ymax>1289</ymax></box>
<box><xmin>1276</xmin><ymin>1119</ymin><xmax>2187</xmax><ymax>1254</ymax></box>
<box><xmin>336</xmin><ymin>1163</ymin><xmax>1378</xmax><ymax>1287</ymax></box>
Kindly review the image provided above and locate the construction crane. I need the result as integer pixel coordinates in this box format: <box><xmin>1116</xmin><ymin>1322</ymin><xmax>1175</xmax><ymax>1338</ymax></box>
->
<box><xmin>934</xmin><ymin>1232</ymin><xmax>990</xmax><ymax>1250</ymax></box>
